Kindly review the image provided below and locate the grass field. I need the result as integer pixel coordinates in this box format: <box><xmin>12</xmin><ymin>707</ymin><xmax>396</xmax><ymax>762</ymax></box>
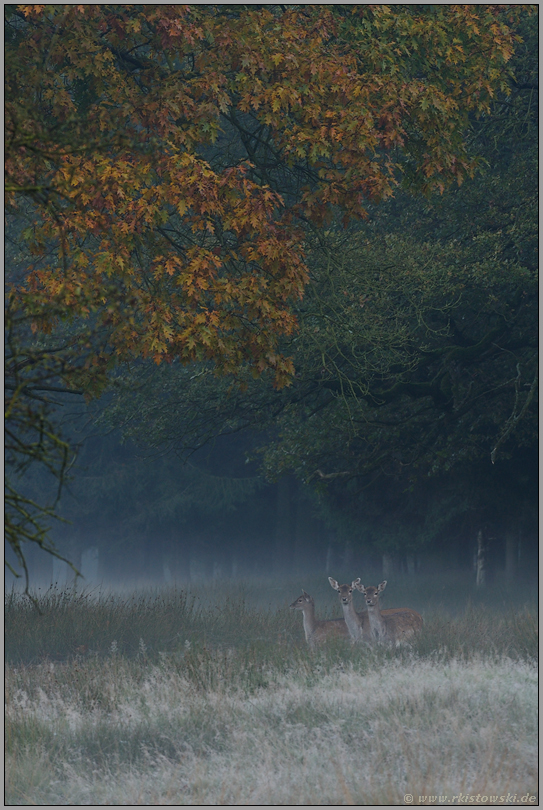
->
<box><xmin>5</xmin><ymin>576</ymin><xmax>538</xmax><ymax>806</ymax></box>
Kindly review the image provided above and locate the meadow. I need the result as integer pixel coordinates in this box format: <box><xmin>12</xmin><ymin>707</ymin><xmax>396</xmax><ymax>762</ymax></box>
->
<box><xmin>5</xmin><ymin>574</ymin><xmax>538</xmax><ymax>806</ymax></box>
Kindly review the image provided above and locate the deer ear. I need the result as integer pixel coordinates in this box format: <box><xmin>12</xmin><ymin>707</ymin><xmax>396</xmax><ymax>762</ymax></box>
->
<box><xmin>378</xmin><ymin>581</ymin><xmax>387</xmax><ymax>592</ymax></box>
<box><xmin>302</xmin><ymin>589</ymin><xmax>309</xmax><ymax>597</ymax></box>
<box><xmin>328</xmin><ymin>577</ymin><xmax>339</xmax><ymax>590</ymax></box>
<box><xmin>353</xmin><ymin>580</ymin><xmax>363</xmax><ymax>591</ymax></box>
<box><xmin>352</xmin><ymin>578</ymin><xmax>361</xmax><ymax>588</ymax></box>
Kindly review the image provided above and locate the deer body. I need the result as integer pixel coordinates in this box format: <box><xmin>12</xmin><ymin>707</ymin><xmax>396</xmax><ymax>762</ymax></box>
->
<box><xmin>290</xmin><ymin>590</ymin><xmax>350</xmax><ymax>649</ymax></box>
<box><xmin>358</xmin><ymin>581</ymin><xmax>423</xmax><ymax>644</ymax></box>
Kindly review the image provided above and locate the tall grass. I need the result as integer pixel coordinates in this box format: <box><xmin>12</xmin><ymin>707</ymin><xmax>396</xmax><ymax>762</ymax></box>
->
<box><xmin>5</xmin><ymin>579</ymin><xmax>538</xmax><ymax>805</ymax></box>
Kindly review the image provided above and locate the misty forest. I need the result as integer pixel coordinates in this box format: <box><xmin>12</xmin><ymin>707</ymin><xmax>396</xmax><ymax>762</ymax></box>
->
<box><xmin>5</xmin><ymin>5</ymin><xmax>538</xmax><ymax>806</ymax></box>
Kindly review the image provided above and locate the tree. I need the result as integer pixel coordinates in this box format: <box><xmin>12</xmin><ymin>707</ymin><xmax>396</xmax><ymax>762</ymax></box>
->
<box><xmin>5</xmin><ymin>221</ymin><xmax>110</xmax><ymax>591</ymax></box>
<box><xmin>92</xmin><ymin>8</ymin><xmax>538</xmax><ymax>570</ymax></box>
<box><xmin>6</xmin><ymin>4</ymin><xmax>528</xmax><ymax>378</ymax></box>
<box><xmin>5</xmin><ymin>298</ymin><xmax>74</xmax><ymax>588</ymax></box>
<box><xmin>45</xmin><ymin>430</ymin><xmax>265</xmax><ymax>583</ymax></box>
<box><xmin>5</xmin><ymin>4</ymin><xmax>534</xmax><ymax>574</ymax></box>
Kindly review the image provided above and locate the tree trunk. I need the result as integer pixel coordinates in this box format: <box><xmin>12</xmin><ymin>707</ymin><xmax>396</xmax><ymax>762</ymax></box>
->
<box><xmin>504</xmin><ymin>530</ymin><xmax>518</xmax><ymax>584</ymax></box>
<box><xmin>292</xmin><ymin>483</ymin><xmax>306</xmax><ymax>574</ymax></box>
<box><xmin>382</xmin><ymin>552</ymin><xmax>395</xmax><ymax>579</ymax></box>
<box><xmin>274</xmin><ymin>477</ymin><xmax>292</xmax><ymax>574</ymax></box>
<box><xmin>344</xmin><ymin>540</ymin><xmax>353</xmax><ymax>570</ymax></box>
<box><xmin>325</xmin><ymin>543</ymin><xmax>333</xmax><ymax>576</ymax></box>
<box><xmin>81</xmin><ymin>546</ymin><xmax>99</xmax><ymax>582</ymax></box>
<box><xmin>68</xmin><ymin>529</ymin><xmax>84</xmax><ymax>585</ymax></box>
<box><xmin>475</xmin><ymin>529</ymin><xmax>486</xmax><ymax>588</ymax></box>
<box><xmin>168</xmin><ymin>526</ymin><xmax>192</xmax><ymax>583</ymax></box>
<box><xmin>52</xmin><ymin>555</ymin><xmax>69</xmax><ymax>585</ymax></box>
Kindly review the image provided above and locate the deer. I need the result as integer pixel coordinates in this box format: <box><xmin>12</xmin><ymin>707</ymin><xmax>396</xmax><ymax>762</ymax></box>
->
<box><xmin>356</xmin><ymin>580</ymin><xmax>423</xmax><ymax>644</ymax></box>
<box><xmin>328</xmin><ymin>577</ymin><xmax>423</xmax><ymax>644</ymax></box>
<box><xmin>289</xmin><ymin>590</ymin><xmax>350</xmax><ymax>649</ymax></box>
<box><xmin>327</xmin><ymin>578</ymin><xmax>368</xmax><ymax>642</ymax></box>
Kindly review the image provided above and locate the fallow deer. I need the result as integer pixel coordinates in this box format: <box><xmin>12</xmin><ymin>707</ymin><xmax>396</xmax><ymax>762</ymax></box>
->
<box><xmin>357</xmin><ymin>580</ymin><xmax>423</xmax><ymax>643</ymax></box>
<box><xmin>290</xmin><ymin>590</ymin><xmax>350</xmax><ymax>649</ymax></box>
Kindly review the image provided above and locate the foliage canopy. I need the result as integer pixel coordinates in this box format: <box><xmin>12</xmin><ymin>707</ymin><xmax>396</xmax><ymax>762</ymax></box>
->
<box><xmin>6</xmin><ymin>4</ymin><xmax>528</xmax><ymax>381</ymax></box>
<box><xmin>4</xmin><ymin>3</ymin><xmax>537</xmax><ymax>574</ymax></box>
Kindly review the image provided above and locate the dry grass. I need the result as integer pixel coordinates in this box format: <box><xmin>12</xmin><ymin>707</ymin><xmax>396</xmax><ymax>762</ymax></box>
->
<box><xmin>4</xmin><ymin>581</ymin><xmax>538</xmax><ymax>806</ymax></box>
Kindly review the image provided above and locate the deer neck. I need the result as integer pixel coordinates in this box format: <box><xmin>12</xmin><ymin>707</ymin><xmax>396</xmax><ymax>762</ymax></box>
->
<box><xmin>366</xmin><ymin>603</ymin><xmax>387</xmax><ymax>640</ymax></box>
<box><xmin>301</xmin><ymin>604</ymin><xmax>318</xmax><ymax>642</ymax></box>
<box><xmin>341</xmin><ymin>599</ymin><xmax>364</xmax><ymax>642</ymax></box>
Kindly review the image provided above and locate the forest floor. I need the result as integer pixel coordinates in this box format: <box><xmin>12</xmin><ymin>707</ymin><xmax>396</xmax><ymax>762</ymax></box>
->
<box><xmin>5</xmin><ymin>575</ymin><xmax>538</xmax><ymax>806</ymax></box>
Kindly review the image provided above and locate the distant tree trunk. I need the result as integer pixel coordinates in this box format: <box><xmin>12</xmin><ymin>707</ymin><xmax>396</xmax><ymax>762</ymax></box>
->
<box><xmin>406</xmin><ymin>555</ymin><xmax>417</xmax><ymax>576</ymax></box>
<box><xmin>382</xmin><ymin>552</ymin><xmax>395</xmax><ymax>579</ymax></box>
<box><xmin>294</xmin><ymin>499</ymin><xmax>326</xmax><ymax>574</ymax></box>
<box><xmin>143</xmin><ymin>532</ymin><xmax>165</xmax><ymax>581</ymax></box>
<box><xmin>292</xmin><ymin>483</ymin><xmax>306</xmax><ymax>573</ymax></box>
<box><xmin>36</xmin><ymin>542</ymin><xmax>53</xmax><ymax>583</ymax></box>
<box><xmin>475</xmin><ymin>529</ymin><xmax>486</xmax><ymax>588</ymax></box>
<box><xmin>343</xmin><ymin>540</ymin><xmax>353</xmax><ymax>570</ymax></box>
<box><xmin>325</xmin><ymin>542</ymin><xmax>333</xmax><ymax>575</ymax></box>
<box><xmin>211</xmin><ymin>530</ymin><xmax>226</xmax><ymax>580</ymax></box>
<box><xmin>81</xmin><ymin>546</ymin><xmax>99</xmax><ymax>582</ymax></box>
<box><xmin>504</xmin><ymin>530</ymin><xmax>518</xmax><ymax>584</ymax></box>
<box><xmin>130</xmin><ymin>538</ymin><xmax>146</xmax><ymax>580</ymax></box>
<box><xmin>52</xmin><ymin>555</ymin><xmax>69</xmax><ymax>585</ymax></box>
<box><xmin>166</xmin><ymin>527</ymin><xmax>192</xmax><ymax>583</ymax></box>
<box><xmin>274</xmin><ymin>477</ymin><xmax>292</xmax><ymax>574</ymax></box>
<box><xmin>67</xmin><ymin>529</ymin><xmax>84</xmax><ymax>585</ymax></box>
<box><xmin>227</xmin><ymin>534</ymin><xmax>240</xmax><ymax>580</ymax></box>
